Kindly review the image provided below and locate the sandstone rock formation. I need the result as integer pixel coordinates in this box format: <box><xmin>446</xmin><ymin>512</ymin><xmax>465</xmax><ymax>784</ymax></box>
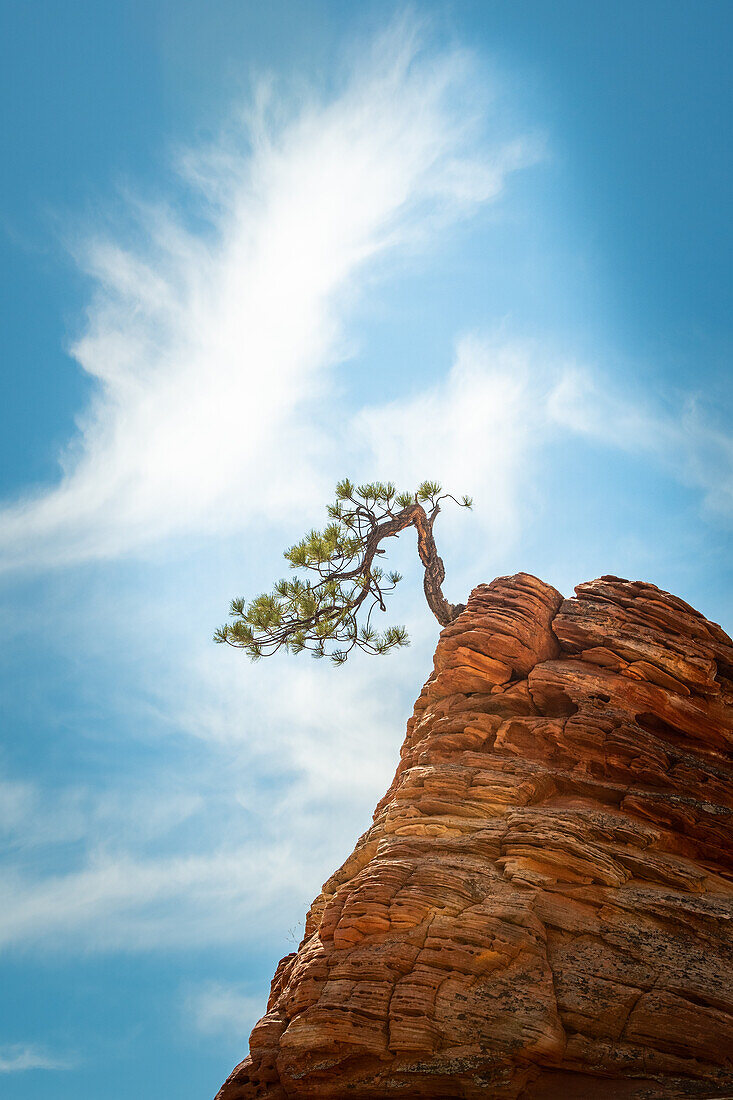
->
<box><xmin>217</xmin><ymin>574</ymin><xmax>733</xmax><ymax>1099</ymax></box>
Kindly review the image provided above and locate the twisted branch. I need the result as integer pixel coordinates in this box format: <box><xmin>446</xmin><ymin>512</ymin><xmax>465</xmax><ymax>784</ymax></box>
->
<box><xmin>215</xmin><ymin>480</ymin><xmax>470</xmax><ymax>664</ymax></box>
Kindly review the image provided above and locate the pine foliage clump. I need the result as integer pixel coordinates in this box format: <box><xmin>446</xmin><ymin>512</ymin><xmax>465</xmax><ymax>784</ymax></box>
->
<box><xmin>215</xmin><ymin>479</ymin><xmax>472</xmax><ymax>664</ymax></box>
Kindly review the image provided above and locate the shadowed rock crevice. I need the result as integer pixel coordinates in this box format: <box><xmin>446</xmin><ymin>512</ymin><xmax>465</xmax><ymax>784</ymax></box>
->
<box><xmin>216</xmin><ymin>573</ymin><xmax>733</xmax><ymax>1100</ymax></box>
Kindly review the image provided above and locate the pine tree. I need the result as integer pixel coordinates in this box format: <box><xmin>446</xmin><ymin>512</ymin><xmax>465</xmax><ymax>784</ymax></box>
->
<box><xmin>214</xmin><ymin>480</ymin><xmax>472</xmax><ymax>664</ymax></box>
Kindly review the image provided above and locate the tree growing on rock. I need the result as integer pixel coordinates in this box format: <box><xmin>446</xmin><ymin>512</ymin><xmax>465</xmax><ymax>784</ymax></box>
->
<box><xmin>215</xmin><ymin>479</ymin><xmax>472</xmax><ymax>664</ymax></box>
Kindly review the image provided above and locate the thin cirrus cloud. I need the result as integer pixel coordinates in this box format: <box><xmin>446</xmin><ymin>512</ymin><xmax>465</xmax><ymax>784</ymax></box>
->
<box><xmin>0</xmin><ymin>19</ymin><xmax>537</xmax><ymax>574</ymax></box>
<box><xmin>0</xmin><ymin>651</ymin><xmax>411</xmax><ymax>953</ymax></box>
<box><xmin>352</xmin><ymin>336</ymin><xmax>559</xmax><ymax>552</ymax></box>
<box><xmin>0</xmin><ymin>1045</ymin><xmax>73</xmax><ymax>1073</ymax></box>
<box><xmin>548</xmin><ymin>368</ymin><xmax>733</xmax><ymax>520</ymax></box>
<box><xmin>0</xmin><ymin>841</ymin><xmax>314</xmax><ymax>952</ymax></box>
<box><xmin>355</xmin><ymin>336</ymin><xmax>733</xmax><ymax>559</ymax></box>
<box><xmin>186</xmin><ymin>982</ymin><xmax>268</xmax><ymax>1040</ymax></box>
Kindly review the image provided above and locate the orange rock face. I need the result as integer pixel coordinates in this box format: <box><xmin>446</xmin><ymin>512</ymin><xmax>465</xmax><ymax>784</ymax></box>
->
<box><xmin>216</xmin><ymin>574</ymin><xmax>733</xmax><ymax>1100</ymax></box>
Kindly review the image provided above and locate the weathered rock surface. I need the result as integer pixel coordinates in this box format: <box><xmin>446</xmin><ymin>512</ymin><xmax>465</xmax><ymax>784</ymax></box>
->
<box><xmin>217</xmin><ymin>574</ymin><xmax>733</xmax><ymax>1099</ymax></box>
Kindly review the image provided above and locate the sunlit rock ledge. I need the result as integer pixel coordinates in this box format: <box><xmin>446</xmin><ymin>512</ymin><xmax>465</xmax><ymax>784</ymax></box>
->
<box><xmin>216</xmin><ymin>573</ymin><xmax>733</xmax><ymax>1100</ymax></box>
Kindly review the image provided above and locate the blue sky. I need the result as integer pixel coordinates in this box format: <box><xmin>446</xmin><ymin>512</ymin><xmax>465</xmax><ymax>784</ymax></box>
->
<box><xmin>1</xmin><ymin>2</ymin><xmax>731</xmax><ymax>1097</ymax></box>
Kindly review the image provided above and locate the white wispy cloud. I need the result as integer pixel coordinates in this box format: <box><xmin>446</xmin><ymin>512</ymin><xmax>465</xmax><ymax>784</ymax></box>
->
<box><xmin>0</xmin><ymin>17</ymin><xmax>535</xmax><ymax>573</ymax></box>
<box><xmin>0</xmin><ymin>771</ymin><xmax>204</xmax><ymax>852</ymax></box>
<box><xmin>0</xmin><ymin>649</ymin><xmax>408</xmax><ymax>952</ymax></box>
<box><xmin>0</xmin><ymin>776</ymin><xmax>36</xmax><ymax>834</ymax></box>
<box><xmin>0</xmin><ymin>843</ymin><xmax>312</xmax><ymax>952</ymax></box>
<box><xmin>353</xmin><ymin>335</ymin><xmax>559</xmax><ymax>553</ymax></box>
<box><xmin>0</xmin><ymin>1044</ymin><xmax>73</xmax><ymax>1073</ymax></box>
<box><xmin>548</xmin><ymin>367</ymin><xmax>733</xmax><ymax>519</ymax></box>
<box><xmin>186</xmin><ymin>982</ymin><xmax>266</xmax><ymax>1040</ymax></box>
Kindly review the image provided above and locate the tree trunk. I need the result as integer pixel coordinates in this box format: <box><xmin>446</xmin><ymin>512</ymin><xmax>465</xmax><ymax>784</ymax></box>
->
<box><xmin>361</xmin><ymin>503</ymin><xmax>464</xmax><ymax>627</ymax></box>
<box><xmin>410</xmin><ymin>504</ymin><xmax>465</xmax><ymax>625</ymax></box>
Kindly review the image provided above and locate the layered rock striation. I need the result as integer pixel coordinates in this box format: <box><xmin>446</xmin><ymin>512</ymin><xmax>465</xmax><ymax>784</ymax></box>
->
<box><xmin>217</xmin><ymin>575</ymin><xmax>733</xmax><ymax>1099</ymax></box>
